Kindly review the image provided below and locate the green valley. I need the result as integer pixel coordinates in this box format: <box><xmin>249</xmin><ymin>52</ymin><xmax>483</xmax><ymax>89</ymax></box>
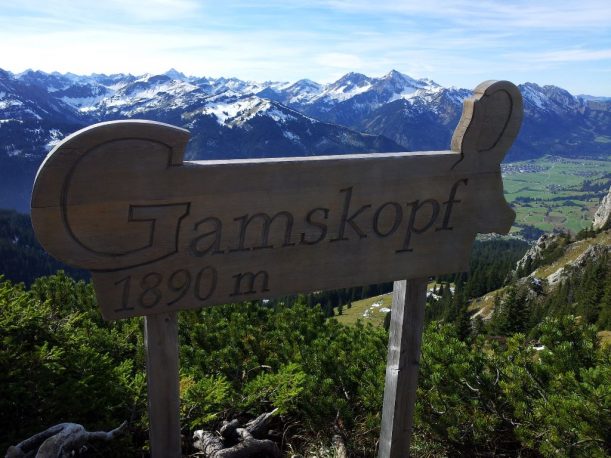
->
<box><xmin>502</xmin><ymin>155</ymin><xmax>610</xmax><ymax>236</ymax></box>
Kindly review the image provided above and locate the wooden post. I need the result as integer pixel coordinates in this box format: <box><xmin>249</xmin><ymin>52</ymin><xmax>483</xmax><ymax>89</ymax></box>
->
<box><xmin>144</xmin><ymin>312</ymin><xmax>182</xmax><ymax>458</ymax></box>
<box><xmin>378</xmin><ymin>278</ymin><xmax>428</xmax><ymax>458</ymax></box>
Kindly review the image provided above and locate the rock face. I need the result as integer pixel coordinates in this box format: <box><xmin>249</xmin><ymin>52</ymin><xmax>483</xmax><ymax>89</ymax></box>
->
<box><xmin>514</xmin><ymin>233</ymin><xmax>563</xmax><ymax>275</ymax></box>
<box><xmin>515</xmin><ymin>275</ymin><xmax>545</xmax><ymax>301</ymax></box>
<box><xmin>593</xmin><ymin>186</ymin><xmax>611</xmax><ymax>230</ymax></box>
<box><xmin>547</xmin><ymin>244</ymin><xmax>610</xmax><ymax>287</ymax></box>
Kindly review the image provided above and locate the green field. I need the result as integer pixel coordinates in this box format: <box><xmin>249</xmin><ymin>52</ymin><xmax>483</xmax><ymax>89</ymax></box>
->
<box><xmin>502</xmin><ymin>156</ymin><xmax>610</xmax><ymax>235</ymax></box>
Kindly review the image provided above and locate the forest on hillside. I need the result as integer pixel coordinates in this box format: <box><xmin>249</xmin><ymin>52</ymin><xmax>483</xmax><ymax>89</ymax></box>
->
<box><xmin>1</xmin><ymin>209</ymin><xmax>610</xmax><ymax>457</ymax></box>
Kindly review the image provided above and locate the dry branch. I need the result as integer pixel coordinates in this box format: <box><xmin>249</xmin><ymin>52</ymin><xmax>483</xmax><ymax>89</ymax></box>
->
<box><xmin>6</xmin><ymin>421</ymin><xmax>127</xmax><ymax>458</ymax></box>
<box><xmin>193</xmin><ymin>410</ymin><xmax>280</xmax><ymax>458</ymax></box>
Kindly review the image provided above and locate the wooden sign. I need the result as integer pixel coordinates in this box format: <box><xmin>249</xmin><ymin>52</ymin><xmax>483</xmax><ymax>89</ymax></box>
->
<box><xmin>31</xmin><ymin>80</ymin><xmax>522</xmax><ymax>458</ymax></box>
<box><xmin>32</xmin><ymin>80</ymin><xmax>520</xmax><ymax>320</ymax></box>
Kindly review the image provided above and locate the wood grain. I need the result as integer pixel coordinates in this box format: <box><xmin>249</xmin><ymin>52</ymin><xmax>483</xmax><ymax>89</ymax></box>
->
<box><xmin>144</xmin><ymin>312</ymin><xmax>181</xmax><ymax>458</ymax></box>
<box><xmin>378</xmin><ymin>278</ymin><xmax>428</xmax><ymax>458</ymax></box>
<box><xmin>31</xmin><ymin>81</ymin><xmax>522</xmax><ymax>320</ymax></box>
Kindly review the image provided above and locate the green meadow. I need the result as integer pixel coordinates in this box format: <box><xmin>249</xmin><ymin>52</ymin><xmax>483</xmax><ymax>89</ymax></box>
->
<box><xmin>502</xmin><ymin>155</ymin><xmax>610</xmax><ymax>234</ymax></box>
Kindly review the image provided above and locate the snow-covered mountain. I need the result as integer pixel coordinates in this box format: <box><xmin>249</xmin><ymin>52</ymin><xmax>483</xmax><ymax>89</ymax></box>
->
<box><xmin>0</xmin><ymin>69</ymin><xmax>403</xmax><ymax>210</ymax></box>
<box><xmin>514</xmin><ymin>82</ymin><xmax>611</xmax><ymax>158</ymax></box>
<box><xmin>1</xmin><ymin>68</ymin><xmax>609</xmax><ymax>211</ymax></box>
<box><xmin>265</xmin><ymin>70</ymin><xmax>437</xmax><ymax>107</ymax></box>
<box><xmin>257</xmin><ymin>70</ymin><xmax>611</xmax><ymax>156</ymax></box>
<box><xmin>261</xmin><ymin>70</ymin><xmax>443</xmax><ymax>127</ymax></box>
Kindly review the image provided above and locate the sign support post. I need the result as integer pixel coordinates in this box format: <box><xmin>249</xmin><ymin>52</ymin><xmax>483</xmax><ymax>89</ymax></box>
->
<box><xmin>144</xmin><ymin>312</ymin><xmax>182</xmax><ymax>458</ymax></box>
<box><xmin>378</xmin><ymin>278</ymin><xmax>428</xmax><ymax>458</ymax></box>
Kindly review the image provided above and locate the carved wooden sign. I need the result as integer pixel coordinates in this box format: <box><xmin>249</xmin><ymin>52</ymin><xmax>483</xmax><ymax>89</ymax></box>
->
<box><xmin>31</xmin><ymin>80</ymin><xmax>521</xmax><ymax>321</ymax></box>
<box><xmin>31</xmin><ymin>80</ymin><xmax>522</xmax><ymax>458</ymax></box>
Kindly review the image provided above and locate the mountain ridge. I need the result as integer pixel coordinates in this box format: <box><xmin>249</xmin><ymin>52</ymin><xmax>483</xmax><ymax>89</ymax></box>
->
<box><xmin>1</xmin><ymin>68</ymin><xmax>610</xmax><ymax>211</ymax></box>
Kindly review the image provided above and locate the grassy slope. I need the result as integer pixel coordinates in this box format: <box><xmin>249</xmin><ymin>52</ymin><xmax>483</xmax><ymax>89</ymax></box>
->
<box><xmin>469</xmin><ymin>230</ymin><xmax>610</xmax><ymax>321</ymax></box>
<box><xmin>469</xmin><ymin>288</ymin><xmax>506</xmax><ymax>321</ymax></box>
<box><xmin>335</xmin><ymin>292</ymin><xmax>393</xmax><ymax>327</ymax></box>
<box><xmin>335</xmin><ymin>282</ymin><xmax>442</xmax><ymax>326</ymax></box>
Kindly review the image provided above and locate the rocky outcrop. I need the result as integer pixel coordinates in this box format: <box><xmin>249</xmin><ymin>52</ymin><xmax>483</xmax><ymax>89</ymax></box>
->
<box><xmin>547</xmin><ymin>244</ymin><xmax>610</xmax><ymax>287</ymax></box>
<box><xmin>514</xmin><ymin>233</ymin><xmax>563</xmax><ymax>275</ymax></box>
<box><xmin>593</xmin><ymin>186</ymin><xmax>611</xmax><ymax>230</ymax></box>
<box><xmin>515</xmin><ymin>275</ymin><xmax>545</xmax><ymax>301</ymax></box>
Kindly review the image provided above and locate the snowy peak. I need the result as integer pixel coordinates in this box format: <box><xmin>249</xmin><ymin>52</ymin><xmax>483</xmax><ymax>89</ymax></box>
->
<box><xmin>381</xmin><ymin>69</ymin><xmax>421</xmax><ymax>88</ymax></box>
<box><xmin>519</xmin><ymin>82</ymin><xmax>583</xmax><ymax>113</ymax></box>
<box><xmin>283</xmin><ymin>79</ymin><xmax>323</xmax><ymax>96</ymax></box>
<box><xmin>291</xmin><ymin>79</ymin><xmax>322</xmax><ymax>91</ymax></box>
<box><xmin>0</xmin><ymin>70</ymin><xmax>81</xmax><ymax>123</ymax></box>
<box><xmin>16</xmin><ymin>70</ymin><xmax>78</xmax><ymax>92</ymax></box>
<box><xmin>329</xmin><ymin>72</ymin><xmax>372</xmax><ymax>90</ymax></box>
<box><xmin>14</xmin><ymin>70</ymin><xmax>117</xmax><ymax>112</ymax></box>
<box><xmin>383</xmin><ymin>69</ymin><xmax>435</xmax><ymax>87</ymax></box>
<box><xmin>321</xmin><ymin>72</ymin><xmax>373</xmax><ymax>101</ymax></box>
<box><xmin>194</xmin><ymin>93</ymin><xmax>303</xmax><ymax>128</ymax></box>
<box><xmin>267</xmin><ymin>70</ymin><xmax>442</xmax><ymax>109</ymax></box>
<box><xmin>96</xmin><ymin>76</ymin><xmax>204</xmax><ymax>116</ymax></box>
<box><xmin>89</xmin><ymin>73</ymin><xmax>137</xmax><ymax>88</ymax></box>
<box><xmin>164</xmin><ymin>68</ymin><xmax>188</xmax><ymax>81</ymax></box>
<box><xmin>256</xmin><ymin>79</ymin><xmax>319</xmax><ymax>105</ymax></box>
<box><xmin>122</xmin><ymin>73</ymin><xmax>199</xmax><ymax>96</ymax></box>
<box><xmin>204</xmin><ymin>77</ymin><xmax>280</xmax><ymax>97</ymax></box>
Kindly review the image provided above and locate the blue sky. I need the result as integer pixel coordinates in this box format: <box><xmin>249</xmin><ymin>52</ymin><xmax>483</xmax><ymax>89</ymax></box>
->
<box><xmin>1</xmin><ymin>0</ymin><xmax>610</xmax><ymax>95</ymax></box>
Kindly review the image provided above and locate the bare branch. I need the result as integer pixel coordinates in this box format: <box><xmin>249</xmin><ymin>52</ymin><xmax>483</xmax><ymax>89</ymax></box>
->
<box><xmin>6</xmin><ymin>422</ymin><xmax>127</xmax><ymax>458</ymax></box>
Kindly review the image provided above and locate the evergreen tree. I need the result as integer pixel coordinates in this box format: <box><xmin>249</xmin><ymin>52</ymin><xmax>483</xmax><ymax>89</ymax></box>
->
<box><xmin>455</xmin><ymin>303</ymin><xmax>472</xmax><ymax>341</ymax></box>
<box><xmin>491</xmin><ymin>285</ymin><xmax>531</xmax><ymax>335</ymax></box>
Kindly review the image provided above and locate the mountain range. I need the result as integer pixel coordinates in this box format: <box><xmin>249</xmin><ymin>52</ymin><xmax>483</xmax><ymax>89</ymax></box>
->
<box><xmin>1</xmin><ymin>68</ymin><xmax>610</xmax><ymax>212</ymax></box>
